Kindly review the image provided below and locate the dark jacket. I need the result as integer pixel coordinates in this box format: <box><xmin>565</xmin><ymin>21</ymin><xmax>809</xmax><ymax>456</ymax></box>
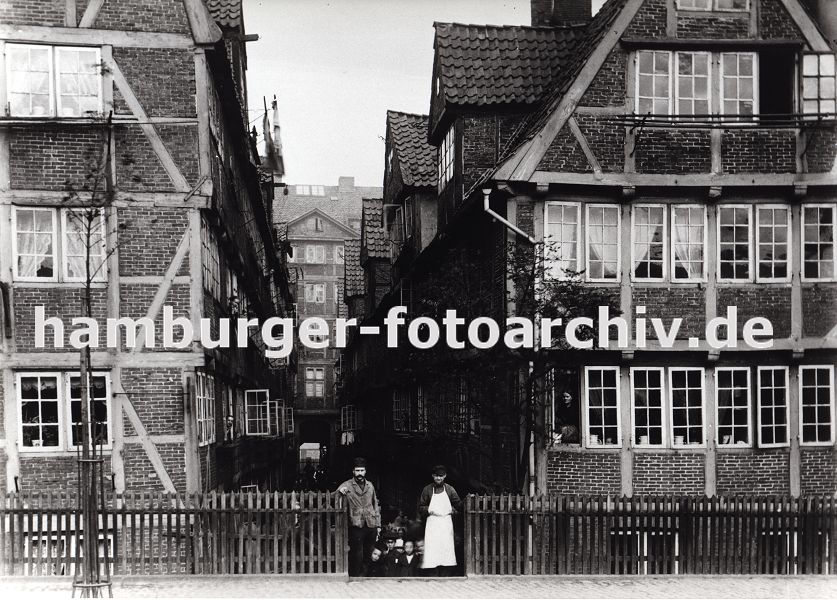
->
<box><xmin>417</xmin><ymin>483</ymin><xmax>462</xmax><ymax>519</ymax></box>
<box><xmin>337</xmin><ymin>478</ymin><xmax>381</xmax><ymax>528</ymax></box>
<box><xmin>365</xmin><ymin>558</ymin><xmax>388</xmax><ymax>577</ymax></box>
<box><xmin>393</xmin><ymin>552</ymin><xmax>420</xmax><ymax>577</ymax></box>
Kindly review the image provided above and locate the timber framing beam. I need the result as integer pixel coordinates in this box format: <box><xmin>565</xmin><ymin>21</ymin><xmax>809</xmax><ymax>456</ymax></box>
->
<box><xmin>528</xmin><ymin>171</ymin><xmax>837</xmax><ymax>187</ymax></box>
<box><xmin>0</xmin><ymin>25</ymin><xmax>194</xmax><ymax>49</ymax></box>
<box><xmin>78</xmin><ymin>0</ymin><xmax>104</xmax><ymax>28</ymax></box>
<box><xmin>0</xmin><ymin>190</ymin><xmax>209</xmax><ymax>208</ymax></box>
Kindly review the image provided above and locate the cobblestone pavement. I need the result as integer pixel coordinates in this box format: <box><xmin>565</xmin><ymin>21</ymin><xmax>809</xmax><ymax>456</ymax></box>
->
<box><xmin>2</xmin><ymin>575</ymin><xmax>837</xmax><ymax>599</ymax></box>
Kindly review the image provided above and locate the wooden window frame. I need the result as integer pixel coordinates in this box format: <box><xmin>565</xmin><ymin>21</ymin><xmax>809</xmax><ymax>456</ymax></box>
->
<box><xmin>583</xmin><ymin>366</ymin><xmax>622</xmax><ymax>448</ymax></box>
<box><xmin>799</xmin><ymin>365</ymin><xmax>835</xmax><ymax>447</ymax></box>
<box><xmin>801</xmin><ymin>203</ymin><xmax>837</xmax><ymax>282</ymax></box>
<box><xmin>630</xmin><ymin>367</ymin><xmax>667</xmax><ymax>448</ymax></box>
<box><xmin>757</xmin><ymin>366</ymin><xmax>790</xmax><ymax>449</ymax></box>
<box><xmin>668</xmin><ymin>367</ymin><xmax>706</xmax><ymax>448</ymax></box>
<box><xmin>631</xmin><ymin>204</ymin><xmax>668</xmax><ymax>282</ymax></box>
<box><xmin>670</xmin><ymin>204</ymin><xmax>707</xmax><ymax>282</ymax></box>
<box><xmin>715</xmin><ymin>367</ymin><xmax>752</xmax><ymax>448</ymax></box>
<box><xmin>755</xmin><ymin>205</ymin><xmax>792</xmax><ymax>283</ymax></box>
<box><xmin>585</xmin><ymin>204</ymin><xmax>621</xmax><ymax>283</ymax></box>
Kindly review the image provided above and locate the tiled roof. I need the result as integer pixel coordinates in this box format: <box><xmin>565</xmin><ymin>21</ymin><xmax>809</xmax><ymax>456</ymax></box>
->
<box><xmin>204</xmin><ymin>0</ymin><xmax>242</xmax><ymax>29</ymax></box>
<box><xmin>362</xmin><ymin>199</ymin><xmax>388</xmax><ymax>260</ymax></box>
<box><xmin>387</xmin><ymin>111</ymin><xmax>437</xmax><ymax>188</ymax></box>
<box><xmin>499</xmin><ymin>0</ymin><xmax>630</xmax><ymax>161</ymax></box>
<box><xmin>273</xmin><ymin>184</ymin><xmax>381</xmax><ymax>230</ymax></box>
<box><xmin>344</xmin><ymin>239</ymin><xmax>364</xmax><ymax>297</ymax></box>
<box><xmin>433</xmin><ymin>22</ymin><xmax>585</xmax><ymax>108</ymax></box>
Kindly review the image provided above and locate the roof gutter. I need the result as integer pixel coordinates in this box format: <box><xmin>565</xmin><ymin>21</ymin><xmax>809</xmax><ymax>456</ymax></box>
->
<box><xmin>482</xmin><ymin>187</ymin><xmax>536</xmax><ymax>245</ymax></box>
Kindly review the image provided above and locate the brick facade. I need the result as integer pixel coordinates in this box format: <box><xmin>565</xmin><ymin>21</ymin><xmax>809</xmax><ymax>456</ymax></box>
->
<box><xmin>635</xmin><ymin>130</ymin><xmax>711</xmax><ymax>174</ymax></box>
<box><xmin>676</xmin><ymin>15</ymin><xmax>749</xmax><ymax>39</ymax></box>
<box><xmin>633</xmin><ymin>287</ymin><xmax>705</xmax><ymax>340</ymax></box>
<box><xmin>802</xmin><ymin>286</ymin><xmax>837</xmax><ymax>337</ymax></box>
<box><xmin>717</xmin><ymin>287</ymin><xmax>792</xmax><ymax>340</ymax></box>
<box><xmin>633</xmin><ymin>453</ymin><xmax>704</xmax><ymax>494</ymax></box>
<box><xmin>759</xmin><ymin>0</ymin><xmax>804</xmax><ymax>39</ymax></box>
<box><xmin>547</xmin><ymin>451</ymin><xmax>622</xmax><ymax>495</ymax></box>
<box><xmin>716</xmin><ymin>451</ymin><xmax>791</xmax><ymax>495</ymax></box>
<box><xmin>721</xmin><ymin>130</ymin><xmax>797</xmax><ymax>174</ymax></box>
<box><xmin>625</xmin><ymin>0</ymin><xmax>667</xmax><ymax>38</ymax></box>
<box><xmin>799</xmin><ymin>448</ymin><xmax>836</xmax><ymax>496</ymax></box>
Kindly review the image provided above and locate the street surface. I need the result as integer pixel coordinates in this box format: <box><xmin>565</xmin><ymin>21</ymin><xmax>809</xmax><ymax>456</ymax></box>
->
<box><xmin>1</xmin><ymin>575</ymin><xmax>836</xmax><ymax>598</ymax></box>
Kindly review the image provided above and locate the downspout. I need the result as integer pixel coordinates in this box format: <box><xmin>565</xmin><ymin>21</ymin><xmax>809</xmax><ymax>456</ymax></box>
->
<box><xmin>482</xmin><ymin>188</ymin><xmax>536</xmax><ymax>245</ymax></box>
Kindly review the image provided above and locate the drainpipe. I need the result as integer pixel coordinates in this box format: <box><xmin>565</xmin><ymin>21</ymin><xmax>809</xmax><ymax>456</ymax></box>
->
<box><xmin>482</xmin><ymin>188</ymin><xmax>536</xmax><ymax>245</ymax></box>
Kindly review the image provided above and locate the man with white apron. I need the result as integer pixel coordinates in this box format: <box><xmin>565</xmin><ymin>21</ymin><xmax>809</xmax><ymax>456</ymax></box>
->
<box><xmin>417</xmin><ymin>465</ymin><xmax>462</xmax><ymax>575</ymax></box>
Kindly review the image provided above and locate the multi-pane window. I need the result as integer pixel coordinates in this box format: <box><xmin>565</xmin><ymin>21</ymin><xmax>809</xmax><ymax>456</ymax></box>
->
<box><xmin>284</xmin><ymin>406</ymin><xmax>295</xmax><ymax>434</ymax></box>
<box><xmin>437</xmin><ymin>125</ymin><xmax>455</xmax><ymax>191</ymax></box>
<box><xmin>201</xmin><ymin>216</ymin><xmax>221</xmax><ymax>298</ymax></box>
<box><xmin>304</xmin><ymin>283</ymin><xmax>326</xmax><ymax>303</ymax></box>
<box><xmin>676</xmin><ymin>53</ymin><xmax>710</xmax><ymax>116</ymax></box>
<box><xmin>716</xmin><ymin>368</ymin><xmax>751</xmax><ymax>446</ymax></box>
<box><xmin>305</xmin><ymin>367</ymin><xmax>324</xmax><ymax>398</ymax></box>
<box><xmin>305</xmin><ymin>245</ymin><xmax>325</xmax><ymax>263</ymax></box>
<box><xmin>802</xmin><ymin>205</ymin><xmax>836</xmax><ymax>280</ymax></box>
<box><xmin>13</xmin><ymin>207</ymin><xmax>107</xmax><ymax>282</ymax></box>
<box><xmin>718</xmin><ymin>205</ymin><xmax>752</xmax><ymax>280</ymax></box>
<box><xmin>636</xmin><ymin>51</ymin><xmax>671</xmax><ymax>115</ymax></box>
<box><xmin>633</xmin><ymin>205</ymin><xmax>666</xmax><ymax>280</ymax></box>
<box><xmin>721</xmin><ymin>53</ymin><xmax>757</xmax><ymax>118</ymax></box>
<box><xmin>799</xmin><ymin>366</ymin><xmax>834</xmax><ymax>445</ymax></box>
<box><xmin>585</xmin><ymin>367</ymin><xmax>620</xmax><ymax>447</ymax></box>
<box><xmin>715</xmin><ymin>0</ymin><xmax>748</xmax><ymax>9</ymax></box>
<box><xmin>756</xmin><ymin>206</ymin><xmax>790</xmax><ymax>281</ymax></box>
<box><xmin>18</xmin><ymin>372</ymin><xmax>111</xmax><ymax>452</ymax></box>
<box><xmin>544</xmin><ymin>202</ymin><xmax>580</xmax><ymax>279</ymax></box>
<box><xmin>758</xmin><ymin>367</ymin><xmax>789</xmax><ymax>448</ymax></box>
<box><xmin>671</xmin><ymin>206</ymin><xmax>705</xmax><ymax>281</ymax></box>
<box><xmin>334</xmin><ymin>245</ymin><xmax>344</xmax><ymax>264</ymax></box>
<box><xmin>586</xmin><ymin>205</ymin><xmax>620</xmax><ymax>281</ymax></box>
<box><xmin>195</xmin><ymin>371</ymin><xmax>215</xmax><ymax>447</ymax></box>
<box><xmin>392</xmin><ymin>388</ymin><xmax>409</xmax><ymax>431</ymax></box>
<box><xmin>6</xmin><ymin>44</ymin><xmax>102</xmax><ymax>118</ymax></box>
<box><xmin>802</xmin><ymin>53</ymin><xmax>836</xmax><ymax>117</ymax></box>
<box><xmin>244</xmin><ymin>389</ymin><xmax>270</xmax><ymax>435</ymax></box>
<box><xmin>669</xmin><ymin>368</ymin><xmax>704</xmax><ymax>446</ymax></box>
<box><xmin>631</xmin><ymin>368</ymin><xmax>665</xmax><ymax>447</ymax></box>
<box><xmin>677</xmin><ymin>0</ymin><xmax>711</xmax><ymax>10</ymax></box>
<box><xmin>341</xmin><ymin>405</ymin><xmax>358</xmax><ymax>431</ymax></box>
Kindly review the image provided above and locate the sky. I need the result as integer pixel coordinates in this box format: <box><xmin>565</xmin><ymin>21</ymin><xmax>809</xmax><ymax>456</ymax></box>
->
<box><xmin>243</xmin><ymin>0</ymin><xmax>607</xmax><ymax>188</ymax></box>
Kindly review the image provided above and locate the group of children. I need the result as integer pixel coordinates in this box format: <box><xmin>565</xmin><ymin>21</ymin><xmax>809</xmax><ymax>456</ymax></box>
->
<box><xmin>364</xmin><ymin>528</ymin><xmax>425</xmax><ymax>577</ymax></box>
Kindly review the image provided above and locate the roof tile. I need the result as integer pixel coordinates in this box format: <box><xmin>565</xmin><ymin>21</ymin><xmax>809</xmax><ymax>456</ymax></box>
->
<box><xmin>344</xmin><ymin>239</ymin><xmax>365</xmax><ymax>297</ymax></box>
<box><xmin>387</xmin><ymin>111</ymin><xmax>437</xmax><ymax>188</ymax></box>
<box><xmin>362</xmin><ymin>199</ymin><xmax>389</xmax><ymax>259</ymax></box>
<box><xmin>434</xmin><ymin>22</ymin><xmax>585</xmax><ymax>108</ymax></box>
<box><xmin>204</xmin><ymin>0</ymin><xmax>242</xmax><ymax>29</ymax></box>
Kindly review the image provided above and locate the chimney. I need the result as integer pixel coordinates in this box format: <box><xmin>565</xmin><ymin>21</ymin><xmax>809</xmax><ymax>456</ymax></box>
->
<box><xmin>800</xmin><ymin>0</ymin><xmax>837</xmax><ymax>48</ymax></box>
<box><xmin>338</xmin><ymin>176</ymin><xmax>355</xmax><ymax>191</ymax></box>
<box><xmin>531</xmin><ymin>0</ymin><xmax>592</xmax><ymax>26</ymax></box>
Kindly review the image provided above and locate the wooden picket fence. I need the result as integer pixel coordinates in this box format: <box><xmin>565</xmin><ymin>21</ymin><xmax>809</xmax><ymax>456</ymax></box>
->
<box><xmin>465</xmin><ymin>495</ymin><xmax>837</xmax><ymax>576</ymax></box>
<box><xmin>0</xmin><ymin>491</ymin><xmax>347</xmax><ymax>576</ymax></box>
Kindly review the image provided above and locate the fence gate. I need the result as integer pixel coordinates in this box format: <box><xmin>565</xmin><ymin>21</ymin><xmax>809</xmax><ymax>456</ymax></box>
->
<box><xmin>0</xmin><ymin>491</ymin><xmax>348</xmax><ymax>576</ymax></box>
<box><xmin>464</xmin><ymin>494</ymin><xmax>837</xmax><ymax>576</ymax></box>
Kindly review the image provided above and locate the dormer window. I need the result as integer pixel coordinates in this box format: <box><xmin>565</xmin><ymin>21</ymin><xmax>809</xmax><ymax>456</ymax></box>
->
<box><xmin>6</xmin><ymin>44</ymin><xmax>102</xmax><ymax>118</ymax></box>
<box><xmin>437</xmin><ymin>125</ymin><xmax>455</xmax><ymax>191</ymax></box>
<box><xmin>676</xmin><ymin>0</ymin><xmax>748</xmax><ymax>10</ymax></box>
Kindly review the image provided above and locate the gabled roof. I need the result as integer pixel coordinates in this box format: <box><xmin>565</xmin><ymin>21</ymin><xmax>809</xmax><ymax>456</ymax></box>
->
<box><xmin>387</xmin><ymin>111</ymin><xmax>437</xmax><ymax>188</ymax></box>
<box><xmin>361</xmin><ymin>199</ymin><xmax>388</xmax><ymax>260</ymax></box>
<box><xmin>344</xmin><ymin>239</ymin><xmax>365</xmax><ymax>297</ymax></box>
<box><xmin>498</xmin><ymin>0</ymin><xmax>630</xmax><ymax>163</ymax></box>
<box><xmin>285</xmin><ymin>207</ymin><xmax>359</xmax><ymax>238</ymax></box>
<box><xmin>433</xmin><ymin>22</ymin><xmax>585</xmax><ymax>110</ymax></box>
<box><xmin>203</xmin><ymin>0</ymin><xmax>242</xmax><ymax>29</ymax></box>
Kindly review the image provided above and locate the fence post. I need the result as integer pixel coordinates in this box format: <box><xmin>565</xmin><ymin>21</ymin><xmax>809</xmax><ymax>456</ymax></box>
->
<box><xmin>463</xmin><ymin>495</ymin><xmax>473</xmax><ymax>576</ymax></box>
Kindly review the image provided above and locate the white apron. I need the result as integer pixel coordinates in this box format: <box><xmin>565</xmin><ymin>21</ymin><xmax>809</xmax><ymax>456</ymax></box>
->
<box><xmin>422</xmin><ymin>489</ymin><xmax>457</xmax><ymax>568</ymax></box>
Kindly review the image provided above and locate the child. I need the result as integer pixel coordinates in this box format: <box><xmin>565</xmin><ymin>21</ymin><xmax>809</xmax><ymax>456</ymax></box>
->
<box><xmin>365</xmin><ymin>542</ymin><xmax>389</xmax><ymax>577</ymax></box>
<box><xmin>393</xmin><ymin>539</ymin><xmax>419</xmax><ymax>577</ymax></box>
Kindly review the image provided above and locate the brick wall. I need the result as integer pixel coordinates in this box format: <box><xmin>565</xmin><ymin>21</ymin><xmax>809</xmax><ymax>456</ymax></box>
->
<box><xmin>581</xmin><ymin>50</ymin><xmax>626</xmax><ymax>107</ymax></box>
<box><xmin>716</xmin><ymin>451</ymin><xmax>790</xmax><ymax>495</ymax></box>
<box><xmin>18</xmin><ymin>455</ymin><xmax>112</xmax><ymax>494</ymax></box>
<box><xmin>118</xmin><ymin>207</ymin><xmax>190</xmax><ymax>277</ymax></box>
<box><xmin>87</xmin><ymin>0</ymin><xmax>191</xmax><ymax>34</ymax></box>
<box><xmin>633</xmin><ymin>453</ymin><xmax>704</xmax><ymax>494</ymax></box>
<box><xmin>121</xmin><ymin>368</ymin><xmax>184</xmax><ymax>436</ymax></box>
<box><xmin>636</xmin><ymin>129</ymin><xmax>711</xmax><ymax>174</ymax></box>
<box><xmin>517</xmin><ymin>199</ymin><xmax>535</xmax><ymax>236</ymax></box>
<box><xmin>112</xmin><ymin>48</ymin><xmax>196</xmax><ymax>118</ymax></box>
<box><xmin>115</xmin><ymin>125</ymin><xmax>178</xmax><ymax>192</ymax></box>
<box><xmin>0</xmin><ymin>0</ymin><xmax>64</xmax><ymax>26</ymax></box>
<box><xmin>800</xmin><ymin>448</ymin><xmax>836</xmax><ymax>495</ymax></box>
<box><xmin>462</xmin><ymin>116</ymin><xmax>498</xmax><ymax>193</ymax></box>
<box><xmin>625</xmin><ymin>0</ymin><xmax>667</xmax><ymax>38</ymax></box>
<box><xmin>546</xmin><ymin>451</ymin><xmax>622</xmax><ymax>494</ymax></box>
<box><xmin>717</xmin><ymin>287</ymin><xmax>792</xmax><ymax>340</ymax></box>
<box><xmin>538</xmin><ymin>125</ymin><xmax>593</xmax><ymax>173</ymax></box>
<box><xmin>633</xmin><ymin>287</ymin><xmax>705</xmax><ymax>339</ymax></box>
<box><xmin>123</xmin><ymin>443</ymin><xmax>186</xmax><ymax>493</ymax></box>
<box><xmin>119</xmin><ymin>283</ymin><xmax>191</xmax><ymax>351</ymax></box>
<box><xmin>13</xmin><ymin>287</ymin><xmax>108</xmax><ymax>351</ymax></box>
<box><xmin>722</xmin><ymin>130</ymin><xmax>796</xmax><ymax>174</ymax></box>
<box><xmin>802</xmin><ymin>286</ymin><xmax>837</xmax><ymax>337</ymax></box>
<box><xmin>676</xmin><ymin>15</ymin><xmax>749</xmax><ymax>39</ymax></box>
<box><xmin>10</xmin><ymin>127</ymin><xmax>105</xmax><ymax>191</ymax></box>
<box><xmin>805</xmin><ymin>129</ymin><xmax>837</xmax><ymax>174</ymax></box>
<box><xmin>576</xmin><ymin>115</ymin><xmax>625</xmax><ymax>173</ymax></box>
<box><xmin>760</xmin><ymin>0</ymin><xmax>804</xmax><ymax>39</ymax></box>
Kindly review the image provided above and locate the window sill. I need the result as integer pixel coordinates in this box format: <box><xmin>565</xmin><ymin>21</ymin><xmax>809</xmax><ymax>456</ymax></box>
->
<box><xmin>14</xmin><ymin>281</ymin><xmax>108</xmax><ymax>288</ymax></box>
<box><xmin>19</xmin><ymin>448</ymin><xmax>113</xmax><ymax>457</ymax></box>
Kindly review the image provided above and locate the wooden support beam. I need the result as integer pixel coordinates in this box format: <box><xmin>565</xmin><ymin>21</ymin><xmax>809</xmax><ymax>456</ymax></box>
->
<box><xmin>113</xmin><ymin>379</ymin><xmax>177</xmax><ymax>493</ymax></box>
<box><xmin>110</xmin><ymin>366</ymin><xmax>125</xmax><ymax>492</ymax></box>
<box><xmin>182</xmin><ymin>372</ymin><xmax>200</xmax><ymax>493</ymax></box>
<box><xmin>109</xmin><ymin>60</ymin><xmax>192</xmax><ymax>193</ymax></box>
<box><xmin>78</xmin><ymin>0</ymin><xmax>104</xmax><ymax>28</ymax></box>
<box><xmin>788</xmin><ymin>367</ymin><xmax>801</xmax><ymax>497</ymax></box>
<box><xmin>0</xmin><ymin>25</ymin><xmax>194</xmax><ymax>48</ymax></box>
<box><xmin>2</xmin><ymin>369</ymin><xmax>20</xmax><ymax>494</ymax></box>
<box><xmin>529</xmin><ymin>171</ymin><xmax>837</xmax><ymax>187</ymax></box>
<box><xmin>704</xmin><ymin>367</ymin><xmax>717</xmax><ymax>497</ymax></box>
<box><xmin>65</xmin><ymin>0</ymin><xmax>77</xmax><ymax>27</ymax></box>
<box><xmin>619</xmin><ymin>365</ymin><xmax>633</xmax><ymax>497</ymax></box>
<box><xmin>0</xmin><ymin>351</ymin><xmax>204</xmax><ymax>368</ymax></box>
<box><xmin>130</xmin><ymin>228</ymin><xmax>192</xmax><ymax>353</ymax></box>
<box><xmin>779</xmin><ymin>0</ymin><xmax>831</xmax><ymax>52</ymax></box>
<box><xmin>568</xmin><ymin>116</ymin><xmax>602</xmax><ymax>177</ymax></box>
<box><xmin>0</xmin><ymin>189</ymin><xmax>209</xmax><ymax>208</ymax></box>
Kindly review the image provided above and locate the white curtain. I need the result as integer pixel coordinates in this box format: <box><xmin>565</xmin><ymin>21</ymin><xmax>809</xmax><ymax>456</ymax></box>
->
<box><xmin>17</xmin><ymin>224</ymin><xmax>53</xmax><ymax>278</ymax></box>
<box><xmin>634</xmin><ymin>221</ymin><xmax>651</xmax><ymax>275</ymax></box>
<box><xmin>673</xmin><ymin>220</ymin><xmax>702</xmax><ymax>279</ymax></box>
